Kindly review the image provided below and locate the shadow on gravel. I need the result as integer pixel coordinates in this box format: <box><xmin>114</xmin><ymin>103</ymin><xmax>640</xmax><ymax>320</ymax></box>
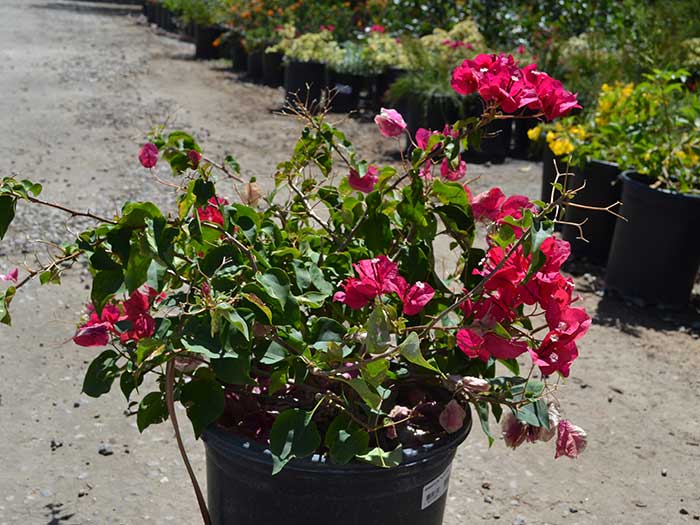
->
<box><xmin>44</xmin><ymin>502</ymin><xmax>75</xmax><ymax>524</ymax></box>
<box><xmin>594</xmin><ymin>293</ymin><xmax>700</xmax><ymax>336</ymax></box>
<box><xmin>32</xmin><ymin>2</ymin><xmax>140</xmax><ymax>17</ymax></box>
<box><xmin>564</xmin><ymin>259</ymin><xmax>700</xmax><ymax>335</ymax></box>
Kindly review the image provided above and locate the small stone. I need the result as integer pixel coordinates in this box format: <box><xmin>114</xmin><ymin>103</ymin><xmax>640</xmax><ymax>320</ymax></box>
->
<box><xmin>73</xmin><ymin>402</ymin><xmax>80</xmax><ymax>408</ymax></box>
<box><xmin>661</xmin><ymin>469</ymin><xmax>668</xmax><ymax>477</ymax></box>
<box><xmin>98</xmin><ymin>444</ymin><xmax>113</xmax><ymax>456</ymax></box>
<box><xmin>692</xmin><ymin>514</ymin><xmax>699</xmax><ymax>520</ymax></box>
<box><xmin>512</xmin><ymin>516</ymin><xmax>527</xmax><ymax>525</ymax></box>
<box><xmin>635</xmin><ymin>502</ymin><xmax>647</xmax><ymax>508</ymax></box>
<box><xmin>484</xmin><ymin>495</ymin><xmax>493</xmax><ymax>503</ymax></box>
<box><xmin>569</xmin><ymin>507</ymin><xmax>578</xmax><ymax>513</ymax></box>
<box><xmin>39</xmin><ymin>489</ymin><xmax>52</xmax><ymax>498</ymax></box>
<box><xmin>50</xmin><ymin>439</ymin><xmax>63</xmax><ymax>452</ymax></box>
<box><xmin>481</xmin><ymin>482</ymin><xmax>491</xmax><ymax>490</ymax></box>
<box><xmin>680</xmin><ymin>509</ymin><xmax>688</xmax><ymax>515</ymax></box>
<box><xmin>78</xmin><ymin>490</ymin><xmax>88</xmax><ymax>498</ymax></box>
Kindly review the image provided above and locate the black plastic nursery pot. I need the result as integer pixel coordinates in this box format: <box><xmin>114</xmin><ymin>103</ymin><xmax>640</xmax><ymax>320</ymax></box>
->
<box><xmin>401</xmin><ymin>94</ymin><xmax>462</xmax><ymax>140</ymax></box>
<box><xmin>372</xmin><ymin>67</ymin><xmax>406</xmax><ymax>111</ymax></box>
<box><xmin>605</xmin><ymin>171</ymin><xmax>700</xmax><ymax>308</ymax></box>
<box><xmin>194</xmin><ymin>25</ymin><xmax>224</xmax><ymax>60</ymax></box>
<box><xmin>231</xmin><ymin>39</ymin><xmax>248</xmax><ymax>73</ymax></box>
<box><xmin>511</xmin><ymin>117</ymin><xmax>538</xmax><ymax>160</ymax></box>
<box><xmin>561</xmin><ymin>160</ymin><xmax>621</xmax><ymax>265</ymax></box>
<box><xmin>246</xmin><ymin>50</ymin><xmax>264</xmax><ymax>81</ymax></box>
<box><xmin>202</xmin><ymin>419</ymin><xmax>471</xmax><ymax>525</ymax></box>
<box><xmin>145</xmin><ymin>1</ymin><xmax>156</xmax><ymax>24</ymax></box>
<box><xmin>325</xmin><ymin>70</ymin><xmax>366</xmax><ymax>113</ymax></box>
<box><xmin>284</xmin><ymin>60</ymin><xmax>326</xmax><ymax>110</ymax></box>
<box><xmin>262</xmin><ymin>51</ymin><xmax>284</xmax><ymax>87</ymax></box>
<box><xmin>463</xmin><ymin>118</ymin><xmax>512</xmax><ymax>164</ymax></box>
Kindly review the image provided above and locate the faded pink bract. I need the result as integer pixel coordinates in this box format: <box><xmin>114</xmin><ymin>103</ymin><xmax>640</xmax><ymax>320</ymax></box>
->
<box><xmin>439</xmin><ymin>399</ymin><xmax>466</xmax><ymax>434</ymax></box>
<box><xmin>374</xmin><ymin>108</ymin><xmax>407</xmax><ymax>138</ymax></box>
<box><xmin>555</xmin><ymin>419</ymin><xmax>587</xmax><ymax>458</ymax></box>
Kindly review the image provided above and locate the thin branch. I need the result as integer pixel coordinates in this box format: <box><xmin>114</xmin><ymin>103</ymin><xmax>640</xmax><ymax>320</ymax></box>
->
<box><xmin>24</xmin><ymin>195</ymin><xmax>117</xmax><ymax>224</ymax></box>
<box><xmin>287</xmin><ymin>177</ymin><xmax>335</xmax><ymax>237</ymax></box>
<box><xmin>165</xmin><ymin>361</ymin><xmax>211</xmax><ymax>525</ymax></box>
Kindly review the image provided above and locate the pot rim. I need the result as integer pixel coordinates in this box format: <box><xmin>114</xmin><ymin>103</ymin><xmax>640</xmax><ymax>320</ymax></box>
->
<box><xmin>203</xmin><ymin>411</ymin><xmax>472</xmax><ymax>475</ymax></box>
<box><xmin>620</xmin><ymin>170</ymin><xmax>700</xmax><ymax>201</ymax></box>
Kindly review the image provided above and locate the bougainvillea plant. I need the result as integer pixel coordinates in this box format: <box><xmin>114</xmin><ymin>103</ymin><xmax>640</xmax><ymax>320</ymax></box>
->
<box><xmin>0</xmin><ymin>52</ymin><xmax>588</xmax><ymax>519</ymax></box>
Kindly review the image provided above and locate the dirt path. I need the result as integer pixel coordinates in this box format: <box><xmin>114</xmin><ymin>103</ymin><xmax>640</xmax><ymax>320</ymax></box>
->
<box><xmin>0</xmin><ymin>1</ymin><xmax>698</xmax><ymax>524</ymax></box>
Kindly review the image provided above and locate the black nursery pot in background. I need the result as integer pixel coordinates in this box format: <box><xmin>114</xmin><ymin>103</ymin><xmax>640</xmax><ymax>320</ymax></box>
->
<box><xmin>510</xmin><ymin>117</ymin><xmax>538</xmax><ymax>159</ymax></box>
<box><xmin>325</xmin><ymin>70</ymin><xmax>366</xmax><ymax>113</ymax></box>
<box><xmin>463</xmin><ymin>119</ymin><xmax>512</xmax><ymax>164</ymax></box>
<box><xmin>194</xmin><ymin>25</ymin><xmax>224</xmax><ymax>60</ymax></box>
<box><xmin>372</xmin><ymin>67</ymin><xmax>405</xmax><ymax>111</ymax></box>
<box><xmin>203</xmin><ymin>418</ymin><xmax>471</xmax><ymax>525</ymax></box>
<box><xmin>145</xmin><ymin>1</ymin><xmax>156</xmax><ymax>24</ymax></box>
<box><xmin>284</xmin><ymin>60</ymin><xmax>325</xmax><ymax>109</ymax></box>
<box><xmin>246</xmin><ymin>50</ymin><xmax>264</xmax><ymax>81</ymax></box>
<box><xmin>605</xmin><ymin>171</ymin><xmax>700</xmax><ymax>308</ymax></box>
<box><xmin>561</xmin><ymin>160</ymin><xmax>621</xmax><ymax>265</ymax></box>
<box><xmin>262</xmin><ymin>51</ymin><xmax>284</xmax><ymax>87</ymax></box>
<box><xmin>231</xmin><ymin>38</ymin><xmax>248</xmax><ymax>72</ymax></box>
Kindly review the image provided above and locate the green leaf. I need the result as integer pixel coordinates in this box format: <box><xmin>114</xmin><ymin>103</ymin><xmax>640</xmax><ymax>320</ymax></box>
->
<box><xmin>180</xmin><ymin>368</ymin><xmax>225</xmax><ymax>438</ymax></box>
<box><xmin>256</xmin><ymin>268</ymin><xmax>291</xmax><ymax>309</ymax></box>
<box><xmin>217</xmin><ymin>305</ymin><xmax>250</xmax><ymax>341</ymax></box>
<box><xmin>82</xmin><ymin>350</ymin><xmax>119</xmax><ymax>398</ymax></box>
<box><xmin>398</xmin><ymin>332</ymin><xmax>440</xmax><ymax>373</ymax></box>
<box><xmin>475</xmin><ymin>402</ymin><xmax>494</xmax><ymax>446</ymax></box>
<box><xmin>514</xmin><ymin>398</ymin><xmax>550</xmax><ymax>429</ymax></box>
<box><xmin>119</xmin><ymin>202</ymin><xmax>163</xmax><ymax>228</ymax></box>
<box><xmin>239</xmin><ymin>293</ymin><xmax>273</xmax><ymax>323</ymax></box>
<box><xmin>224</xmin><ymin>154</ymin><xmax>241</xmax><ymax>174</ymax></box>
<box><xmin>435</xmin><ymin>204</ymin><xmax>475</xmax><ymax>250</ymax></box>
<box><xmin>498</xmin><ymin>358</ymin><xmax>520</xmax><ymax>376</ymax></box>
<box><xmin>261</xmin><ymin>341</ymin><xmax>288</xmax><ymax>365</ymax></box>
<box><xmin>0</xmin><ymin>195</ymin><xmax>16</xmax><ymax>240</ymax></box>
<box><xmin>211</xmin><ymin>355</ymin><xmax>253</xmax><ymax>385</ymax></box>
<box><xmin>311</xmin><ymin>317</ymin><xmax>346</xmax><ymax>344</ymax></box>
<box><xmin>357</xmin><ymin>445</ymin><xmax>403</xmax><ymax>468</ymax></box>
<box><xmin>361</xmin><ymin>358</ymin><xmax>389</xmax><ymax>387</ymax></box>
<box><xmin>125</xmin><ymin>245</ymin><xmax>150</xmax><ymax>293</ymax></box>
<box><xmin>91</xmin><ymin>270</ymin><xmax>123</xmax><ymax>315</ymax></box>
<box><xmin>325</xmin><ymin>413</ymin><xmax>370</xmax><ymax>465</ymax></box>
<box><xmin>269</xmin><ymin>368</ymin><xmax>288</xmax><ymax>395</ymax></box>
<box><xmin>137</xmin><ymin>391</ymin><xmax>169</xmax><ymax>432</ymax></box>
<box><xmin>135</xmin><ymin>338</ymin><xmax>165</xmax><ymax>364</ymax></box>
<box><xmin>193</xmin><ymin>179</ymin><xmax>215</xmax><ymax>207</ymax></box>
<box><xmin>432</xmin><ymin>180</ymin><xmax>471</xmax><ymax>209</ymax></box>
<box><xmin>366</xmin><ymin>305</ymin><xmax>391</xmax><ymax>354</ymax></box>
<box><xmin>39</xmin><ymin>269</ymin><xmax>61</xmax><ymax>285</ymax></box>
<box><xmin>119</xmin><ymin>370</ymin><xmax>141</xmax><ymax>401</ymax></box>
<box><xmin>0</xmin><ymin>287</ymin><xmax>16</xmax><ymax>325</ymax></box>
<box><xmin>269</xmin><ymin>409</ymin><xmax>321</xmax><ymax>474</ymax></box>
<box><xmin>343</xmin><ymin>378</ymin><xmax>383</xmax><ymax>411</ymax></box>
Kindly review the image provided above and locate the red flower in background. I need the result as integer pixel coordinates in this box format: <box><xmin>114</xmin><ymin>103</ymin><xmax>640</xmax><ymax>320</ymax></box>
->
<box><xmin>197</xmin><ymin>196</ymin><xmax>229</xmax><ymax>226</ymax></box>
<box><xmin>138</xmin><ymin>143</ymin><xmax>158</xmax><ymax>168</ymax></box>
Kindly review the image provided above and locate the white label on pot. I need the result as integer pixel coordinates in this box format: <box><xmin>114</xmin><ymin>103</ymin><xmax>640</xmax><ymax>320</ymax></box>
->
<box><xmin>421</xmin><ymin>465</ymin><xmax>452</xmax><ymax>510</ymax></box>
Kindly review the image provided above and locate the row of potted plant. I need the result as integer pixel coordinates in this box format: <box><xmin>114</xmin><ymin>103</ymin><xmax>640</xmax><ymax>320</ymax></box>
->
<box><xmin>0</xmin><ymin>54</ymin><xmax>588</xmax><ymax>524</ymax></box>
<box><xmin>530</xmin><ymin>70</ymin><xmax>700</xmax><ymax>308</ymax></box>
<box><xmin>143</xmin><ymin>1</ymin><xmax>540</xmax><ymax>163</ymax></box>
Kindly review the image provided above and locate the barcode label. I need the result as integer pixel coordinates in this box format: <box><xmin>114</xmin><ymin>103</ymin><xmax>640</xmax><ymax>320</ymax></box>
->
<box><xmin>421</xmin><ymin>465</ymin><xmax>452</xmax><ymax>510</ymax></box>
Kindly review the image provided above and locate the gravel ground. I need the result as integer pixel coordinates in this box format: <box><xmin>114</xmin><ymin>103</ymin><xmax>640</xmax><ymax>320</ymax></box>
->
<box><xmin>0</xmin><ymin>2</ymin><xmax>699</xmax><ymax>524</ymax></box>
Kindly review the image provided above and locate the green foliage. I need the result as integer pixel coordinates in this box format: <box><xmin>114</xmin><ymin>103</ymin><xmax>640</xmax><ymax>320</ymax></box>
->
<box><xmin>0</xmin><ymin>105</ymin><xmax>574</xmax><ymax>474</ymax></box>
